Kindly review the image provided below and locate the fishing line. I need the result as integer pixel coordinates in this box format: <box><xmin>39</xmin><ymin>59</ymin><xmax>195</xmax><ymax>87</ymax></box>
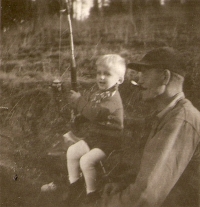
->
<box><xmin>59</xmin><ymin>5</ymin><xmax>65</xmax><ymax>76</ymax></box>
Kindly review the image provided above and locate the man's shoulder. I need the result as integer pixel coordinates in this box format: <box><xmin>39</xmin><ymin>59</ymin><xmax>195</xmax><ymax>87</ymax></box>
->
<box><xmin>173</xmin><ymin>98</ymin><xmax>200</xmax><ymax>128</ymax></box>
<box><xmin>176</xmin><ymin>98</ymin><xmax>200</xmax><ymax>116</ymax></box>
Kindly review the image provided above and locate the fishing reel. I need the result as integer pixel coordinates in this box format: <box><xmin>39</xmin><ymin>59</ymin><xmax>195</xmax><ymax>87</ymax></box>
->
<box><xmin>52</xmin><ymin>79</ymin><xmax>62</xmax><ymax>92</ymax></box>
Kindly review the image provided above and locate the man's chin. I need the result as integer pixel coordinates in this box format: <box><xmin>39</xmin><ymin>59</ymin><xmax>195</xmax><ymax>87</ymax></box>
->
<box><xmin>142</xmin><ymin>94</ymin><xmax>162</xmax><ymax>103</ymax></box>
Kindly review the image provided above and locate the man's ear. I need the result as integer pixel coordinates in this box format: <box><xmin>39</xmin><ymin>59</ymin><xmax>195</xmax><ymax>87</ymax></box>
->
<box><xmin>118</xmin><ymin>77</ymin><xmax>124</xmax><ymax>84</ymax></box>
<box><xmin>163</xmin><ymin>69</ymin><xmax>171</xmax><ymax>85</ymax></box>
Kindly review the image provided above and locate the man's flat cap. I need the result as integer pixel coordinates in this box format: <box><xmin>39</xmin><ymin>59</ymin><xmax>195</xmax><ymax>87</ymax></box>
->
<box><xmin>127</xmin><ymin>47</ymin><xmax>186</xmax><ymax>77</ymax></box>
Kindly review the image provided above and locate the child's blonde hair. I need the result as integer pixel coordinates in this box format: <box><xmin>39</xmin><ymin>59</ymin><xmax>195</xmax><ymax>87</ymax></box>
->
<box><xmin>96</xmin><ymin>54</ymin><xmax>126</xmax><ymax>78</ymax></box>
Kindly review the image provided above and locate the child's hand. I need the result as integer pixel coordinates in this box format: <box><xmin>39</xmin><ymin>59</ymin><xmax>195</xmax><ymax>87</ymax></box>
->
<box><xmin>70</xmin><ymin>90</ymin><xmax>81</xmax><ymax>105</ymax></box>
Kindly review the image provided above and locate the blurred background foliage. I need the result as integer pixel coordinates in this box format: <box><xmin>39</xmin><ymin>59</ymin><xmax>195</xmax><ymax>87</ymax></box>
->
<box><xmin>1</xmin><ymin>0</ymin><xmax>200</xmax><ymax>102</ymax></box>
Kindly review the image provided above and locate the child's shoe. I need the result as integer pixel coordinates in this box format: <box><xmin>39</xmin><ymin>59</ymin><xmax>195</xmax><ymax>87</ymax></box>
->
<box><xmin>84</xmin><ymin>191</ymin><xmax>101</xmax><ymax>204</ymax></box>
<box><xmin>41</xmin><ymin>182</ymin><xmax>57</xmax><ymax>192</ymax></box>
<box><xmin>62</xmin><ymin>179</ymin><xmax>84</xmax><ymax>205</ymax></box>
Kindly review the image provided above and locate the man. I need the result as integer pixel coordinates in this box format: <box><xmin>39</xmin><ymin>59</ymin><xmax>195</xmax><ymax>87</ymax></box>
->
<box><xmin>96</xmin><ymin>47</ymin><xmax>200</xmax><ymax>207</ymax></box>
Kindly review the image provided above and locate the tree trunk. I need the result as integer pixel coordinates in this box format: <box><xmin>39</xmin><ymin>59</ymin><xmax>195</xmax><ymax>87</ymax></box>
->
<box><xmin>32</xmin><ymin>0</ymin><xmax>50</xmax><ymax>32</ymax></box>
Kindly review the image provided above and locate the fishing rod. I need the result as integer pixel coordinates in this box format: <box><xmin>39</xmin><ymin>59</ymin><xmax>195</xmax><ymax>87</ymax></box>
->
<box><xmin>66</xmin><ymin>0</ymin><xmax>78</xmax><ymax>92</ymax></box>
<box><xmin>51</xmin><ymin>1</ymin><xmax>78</xmax><ymax>115</ymax></box>
<box><xmin>65</xmin><ymin>0</ymin><xmax>78</xmax><ymax>123</ymax></box>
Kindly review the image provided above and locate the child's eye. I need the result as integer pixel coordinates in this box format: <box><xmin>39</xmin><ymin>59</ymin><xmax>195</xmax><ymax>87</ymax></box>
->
<box><xmin>105</xmin><ymin>72</ymin><xmax>111</xmax><ymax>76</ymax></box>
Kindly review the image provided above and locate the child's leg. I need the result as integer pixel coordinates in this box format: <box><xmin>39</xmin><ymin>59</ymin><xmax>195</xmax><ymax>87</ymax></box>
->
<box><xmin>63</xmin><ymin>131</ymin><xmax>82</xmax><ymax>145</ymax></box>
<box><xmin>67</xmin><ymin>140</ymin><xmax>90</xmax><ymax>184</ymax></box>
<box><xmin>80</xmin><ymin>148</ymin><xmax>106</xmax><ymax>194</ymax></box>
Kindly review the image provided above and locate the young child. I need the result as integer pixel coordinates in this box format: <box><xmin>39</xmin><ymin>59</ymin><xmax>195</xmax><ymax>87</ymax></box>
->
<box><xmin>66</xmin><ymin>54</ymin><xmax>126</xmax><ymax>204</ymax></box>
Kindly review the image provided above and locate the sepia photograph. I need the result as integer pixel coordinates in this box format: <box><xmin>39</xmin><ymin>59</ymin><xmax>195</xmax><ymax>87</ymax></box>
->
<box><xmin>1</xmin><ymin>0</ymin><xmax>200</xmax><ymax>206</ymax></box>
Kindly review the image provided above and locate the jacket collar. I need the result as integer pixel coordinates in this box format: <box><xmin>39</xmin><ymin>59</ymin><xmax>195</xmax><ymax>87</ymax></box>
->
<box><xmin>156</xmin><ymin>92</ymin><xmax>185</xmax><ymax>119</ymax></box>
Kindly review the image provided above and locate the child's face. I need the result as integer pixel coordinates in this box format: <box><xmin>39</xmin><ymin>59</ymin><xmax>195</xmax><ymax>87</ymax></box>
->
<box><xmin>96</xmin><ymin>65</ymin><xmax>122</xmax><ymax>90</ymax></box>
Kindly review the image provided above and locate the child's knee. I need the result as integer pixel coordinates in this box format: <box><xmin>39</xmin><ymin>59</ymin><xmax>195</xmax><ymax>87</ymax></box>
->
<box><xmin>67</xmin><ymin>140</ymin><xmax>89</xmax><ymax>159</ymax></box>
<box><xmin>80</xmin><ymin>155</ymin><xmax>94</xmax><ymax>171</ymax></box>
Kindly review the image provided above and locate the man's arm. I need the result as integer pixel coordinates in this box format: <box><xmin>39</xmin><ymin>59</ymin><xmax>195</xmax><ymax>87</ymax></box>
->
<box><xmin>98</xmin><ymin>118</ymin><xmax>200</xmax><ymax>207</ymax></box>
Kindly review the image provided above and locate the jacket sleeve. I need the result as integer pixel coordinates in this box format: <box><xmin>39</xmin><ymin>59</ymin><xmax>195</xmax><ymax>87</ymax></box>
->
<box><xmin>97</xmin><ymin>117</ymin><xmax>200</xmax><ymax>207</ymax></box>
